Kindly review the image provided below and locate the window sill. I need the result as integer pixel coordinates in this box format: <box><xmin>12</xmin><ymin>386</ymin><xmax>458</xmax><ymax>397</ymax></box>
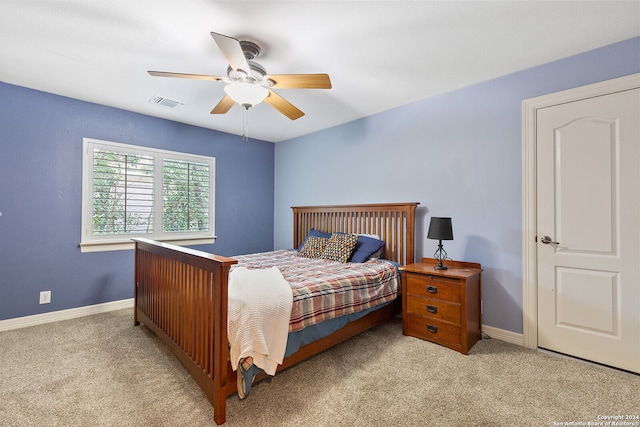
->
<box><xmin>80</xmin><ymin>237</ymin><xmax>216</xmax><ymax>253</ymax></box>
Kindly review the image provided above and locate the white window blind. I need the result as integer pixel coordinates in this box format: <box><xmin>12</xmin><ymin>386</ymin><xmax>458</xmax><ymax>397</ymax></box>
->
<box><xmin>92</xmin><ymin>149</ymin><xmax>155</xmax><ymax>235</ymax></box>
<box><xmin>81</xmin><ymin>138</ymin><xmax>215</xmax><ymax>252</ymax></box>
<box><xmin>162</xmin><ymin>159</ymin><xmax>210</xmax><ymax>233</ymax></box>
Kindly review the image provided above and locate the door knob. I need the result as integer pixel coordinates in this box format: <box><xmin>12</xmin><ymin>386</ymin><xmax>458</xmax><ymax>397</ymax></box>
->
<box><xmin>540</xmin><ymin>236</ymin><xmax>559</xmax><ymax>245</ymax></box>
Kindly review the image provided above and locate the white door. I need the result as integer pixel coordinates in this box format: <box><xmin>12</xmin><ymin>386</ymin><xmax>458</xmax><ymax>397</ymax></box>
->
<box><xmin>536</xmin><ymin>88</ymin><xmax>640</xmax><ymax>373</ymax></box>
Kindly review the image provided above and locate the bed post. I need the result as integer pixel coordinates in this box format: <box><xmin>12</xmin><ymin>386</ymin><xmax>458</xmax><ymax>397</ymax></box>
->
<box><xmin>212</xmin><ymin>262</ymin><xmax>232</xmax><ymax>425</ymax></box>
<box><xmin>133</xmin><ymin>241</ymin><xmax>140</xmax><ymax>327</ymax></box>
<box><xmin>292</xmin><ymin>206</ymin><xmax>301</xmax><ymax>249</ymax></box>
<box><xmin>406</xmin><ymin>203</ymin><xmax>417</xmax><ymax>264</ymax></box>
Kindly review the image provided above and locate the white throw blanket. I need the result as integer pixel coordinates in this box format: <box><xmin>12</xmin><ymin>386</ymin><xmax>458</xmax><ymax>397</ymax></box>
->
<box><xmin>227</xmin><ymin>266</ymin><xmax>293</xmax><ymax>376</ymax></box>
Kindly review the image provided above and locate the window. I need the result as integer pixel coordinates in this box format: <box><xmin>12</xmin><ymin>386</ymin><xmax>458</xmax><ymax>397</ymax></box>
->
<box><xmin>81</xmin><ymin>138</ymin><xmax>215</xmax><ymax>252</ymax></box>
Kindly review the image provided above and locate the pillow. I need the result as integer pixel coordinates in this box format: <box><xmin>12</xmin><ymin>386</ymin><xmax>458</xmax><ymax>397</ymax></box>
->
<box><xmin>358</xmin><ymin>233</ymin><xmax>381</xmax><ymax>239</ymax></box>
<box><xmin>321</xmin><ymin>233</ymin><xmax>359</xmax><ymax>263</ymax></box>
<box><xmin>368</xmin><ymin>248</ymin><xmax>383</xmax><ymax>260</ymax></box>
<box><xmin>298</xmin><ymin>228</ymin><xmax>332</xmax><ymax>251</ymax></box>
<box><xmin>298</xmin><ymin>236</ymin><xmax>330</xmax><ymax>258</ymax></box>
<box><xmin>350</xmin><ymin>234</ymin><xmax>385</xmax><ymax>263</ymax></box>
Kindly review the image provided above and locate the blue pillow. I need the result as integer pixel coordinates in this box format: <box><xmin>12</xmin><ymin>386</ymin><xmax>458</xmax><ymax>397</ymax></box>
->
<box><xmin>350</xmin><ymin>235</ymin><xmax>385</xmax><ymax>263</ymax></box>
<box><xmin>298</xmin><ymin>228</ymin><xmax>332</xmax><ymax>251</ymax></box>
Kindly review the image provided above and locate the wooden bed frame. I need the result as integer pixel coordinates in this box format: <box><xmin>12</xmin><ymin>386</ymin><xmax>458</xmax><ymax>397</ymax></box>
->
<box><xmin>133</xmin><ymin>202</ymin><xmax>418</xmax><ymax>425</ymax></box>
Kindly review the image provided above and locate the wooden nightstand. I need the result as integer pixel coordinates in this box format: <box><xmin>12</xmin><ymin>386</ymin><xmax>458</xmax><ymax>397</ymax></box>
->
<box><xmin>401</xmin><ymin>258</ymin><xmax>482</xmax><ymax>354</ymax></box>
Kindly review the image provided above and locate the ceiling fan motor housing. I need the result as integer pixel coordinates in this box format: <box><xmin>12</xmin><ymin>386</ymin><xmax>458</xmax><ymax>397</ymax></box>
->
<box><xmin>227</xmin><ymin>60</ymin><xmax>271</xmax><ymax>86</ymax></box>
<box><xmin>239</xmin><ymin>40</ymin><xmax>261</xmax><ymax>61</ymax></box>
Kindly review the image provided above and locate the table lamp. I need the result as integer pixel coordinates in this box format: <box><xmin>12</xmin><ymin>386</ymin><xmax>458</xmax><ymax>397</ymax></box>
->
<box><xmin>427</xmin><ymin>217</ymin><xmax>453</xmax><ymax>270</ymax></box>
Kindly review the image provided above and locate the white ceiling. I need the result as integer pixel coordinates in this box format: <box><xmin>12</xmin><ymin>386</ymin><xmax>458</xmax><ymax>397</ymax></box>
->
<box><xmin>1</xmin><ymin>1</ymin><xmax>638</xmax><ymax>143</ymax></box>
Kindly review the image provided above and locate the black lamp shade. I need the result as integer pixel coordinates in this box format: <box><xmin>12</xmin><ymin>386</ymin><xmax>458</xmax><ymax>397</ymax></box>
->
<box><xmin>427</xmin><ymin>217</ymin><xmax>453</xmax><ymax>241</ymax></box>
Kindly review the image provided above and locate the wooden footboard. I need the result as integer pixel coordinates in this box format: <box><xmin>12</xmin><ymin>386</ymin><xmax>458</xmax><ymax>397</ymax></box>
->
<box><xmin>133</xmin><ymin>238</ymin><xmax>237</xmax><ymax>425</ymax></box>
<box><xmin>133</xmin><ymin>202</ymin><xmax>418</xmax><ymax>425</ymax></box>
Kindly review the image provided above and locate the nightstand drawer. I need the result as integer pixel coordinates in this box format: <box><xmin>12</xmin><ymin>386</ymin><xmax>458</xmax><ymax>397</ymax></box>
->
<box><xmin>404</xmin><ymin>314</ymin><xmax>461</xmax><ymax>346</ymax></box>
<box><xmin>406</xmin><ymin>296</ymin><xmax>460</xmax><ymax>324</ymax></box>
<box><xmin>405</xmin><ymin>273</ymin><xmax>461</xmax><ymax>302</ymax></box>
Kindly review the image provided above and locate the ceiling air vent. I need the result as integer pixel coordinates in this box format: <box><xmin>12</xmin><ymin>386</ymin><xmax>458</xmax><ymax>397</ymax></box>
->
<box><xmin>149</xmin><ymin>95</ymin><xmax>185</xmax><ymax>109</ymax></box>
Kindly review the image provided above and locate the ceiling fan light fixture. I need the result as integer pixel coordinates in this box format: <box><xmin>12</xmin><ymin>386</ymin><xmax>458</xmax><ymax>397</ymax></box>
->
<box><xmin>224</xmin><ymin>82</ymin><xmax>268</xmax><ymax>108</ymax></box>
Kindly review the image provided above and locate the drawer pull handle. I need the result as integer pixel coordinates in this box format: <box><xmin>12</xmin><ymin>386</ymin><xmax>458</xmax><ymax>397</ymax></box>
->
<box><xmin>426</xmin><ymin>305</ymin><xmax>437</xmax><ymax>313</ymax></box>
<box><xmin>427</xmin><ymin>325</ymin><xmax>438</xmax><ymax>333</ymax></box>
<box><xmin>426</xmin><ymin>285</ymin><xmax>438</xmax><ymax>293</ymax></box>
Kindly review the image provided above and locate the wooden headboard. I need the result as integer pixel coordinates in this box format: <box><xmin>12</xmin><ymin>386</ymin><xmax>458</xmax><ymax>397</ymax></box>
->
<box><xmin>292</xmin><ymin>202</ymin><xmax>419</xmax><ymax>266</ymax></box>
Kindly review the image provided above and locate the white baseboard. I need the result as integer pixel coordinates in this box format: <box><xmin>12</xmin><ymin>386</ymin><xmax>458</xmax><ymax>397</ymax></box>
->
<box><xmin>0</xmin><ymin>298</ymin><xmax>134</xmax><ymax>332</ymax></box>
<box><xmin>482</xmin><ymin>324</ymin><xmax>524</xmax><ymax>346</ymax></box>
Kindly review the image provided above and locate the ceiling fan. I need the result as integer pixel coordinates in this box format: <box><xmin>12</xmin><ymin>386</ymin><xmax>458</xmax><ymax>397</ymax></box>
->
<box><xmin>148</xmin><ymin>32</ymin><xmax>332</xmax><ymax>121</ymax></box>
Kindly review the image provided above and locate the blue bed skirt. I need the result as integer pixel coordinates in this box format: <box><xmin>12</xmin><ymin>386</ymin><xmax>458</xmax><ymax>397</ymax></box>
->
<box><xmin>284</xmin><ymin>301</ymin><xmax>392</xmax><ymax>357</ymax></box>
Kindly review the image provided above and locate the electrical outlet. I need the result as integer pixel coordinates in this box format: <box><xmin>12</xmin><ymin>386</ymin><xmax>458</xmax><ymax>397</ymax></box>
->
<box><xmin>39</xmin><ymin>291</ymin><xmax>51</xmax><ymax>304</ymax></box>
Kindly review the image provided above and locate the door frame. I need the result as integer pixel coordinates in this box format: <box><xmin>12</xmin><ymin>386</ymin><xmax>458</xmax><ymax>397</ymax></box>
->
<box><xmin>521</xmin><ymin>73</ymin><xmax>640</xmax><ymax>349</ymax></box>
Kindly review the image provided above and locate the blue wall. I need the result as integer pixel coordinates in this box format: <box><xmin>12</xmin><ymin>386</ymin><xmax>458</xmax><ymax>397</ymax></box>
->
<box><xmin>274</xmin><ymin>37</ymin><xmax>640</xmax><ymax>334</ymax></box>
<box><xmin>0</xmin><ymin>83</ymin><xmax>274</xmax><ymax>321</ymax></box>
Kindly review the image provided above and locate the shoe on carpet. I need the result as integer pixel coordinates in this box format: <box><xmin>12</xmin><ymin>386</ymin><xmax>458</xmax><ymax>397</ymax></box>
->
<box><xmin>237</xmin><ymin>362</ymin><xmax>256</xmax><ymax>399</ymax></box>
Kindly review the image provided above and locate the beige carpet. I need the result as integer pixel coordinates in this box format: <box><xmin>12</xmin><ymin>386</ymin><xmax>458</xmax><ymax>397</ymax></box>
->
<box><xmin>0</xmin><ymin>309</ymin><xmax>637</xmax><ymax>426</ymax></box>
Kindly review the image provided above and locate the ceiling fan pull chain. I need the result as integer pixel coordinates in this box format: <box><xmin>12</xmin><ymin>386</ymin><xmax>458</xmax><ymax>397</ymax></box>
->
<box><xmin>242</xmin><ymin>104</ymin><xmax>250</xmax><ymax>142</ymax></box>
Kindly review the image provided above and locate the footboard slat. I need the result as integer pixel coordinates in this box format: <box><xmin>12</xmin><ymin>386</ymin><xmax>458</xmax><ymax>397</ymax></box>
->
<box><xmin>133</xmin><ymin>238</ymin><xmax>237</xmax><ymax>425</ymax></box>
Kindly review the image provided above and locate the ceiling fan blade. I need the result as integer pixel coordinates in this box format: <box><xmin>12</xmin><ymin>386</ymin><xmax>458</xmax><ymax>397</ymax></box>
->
<box><xmin>147</xmin><ymin>71</ymin><xmax>225</xmax><ymax>82</ymax></box>
<box><xmin>267</xmin><ymin>74</ymin><xmax>332</xmax><ymax>89</ymax></box>
<box><xmin>210</xmin><ymin>32</ymin><xmax>251</xmax><ymax>75</ymax></box>
<box><xmin>210</xmin><ymin>95</ymin><xmax>235</xmax><ymax>114</ymax></box>
<box><xmin>264</xmin><ymin>90</ymin><xmax>305</xmax><ymax>120</ymax></box>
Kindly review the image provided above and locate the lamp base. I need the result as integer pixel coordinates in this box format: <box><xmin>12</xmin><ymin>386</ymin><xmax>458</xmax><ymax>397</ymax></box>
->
<box><xmin>433</xmin><ymin>241</ymin><xmax>448</xmax><ymax>270</ymax></box>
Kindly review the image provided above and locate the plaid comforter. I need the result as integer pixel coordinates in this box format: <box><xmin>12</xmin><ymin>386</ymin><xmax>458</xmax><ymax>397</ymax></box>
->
<box><xmin>231</xmin><ymin>250</ymin><xmax>400</xmax><ymax>333</ymax></box>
